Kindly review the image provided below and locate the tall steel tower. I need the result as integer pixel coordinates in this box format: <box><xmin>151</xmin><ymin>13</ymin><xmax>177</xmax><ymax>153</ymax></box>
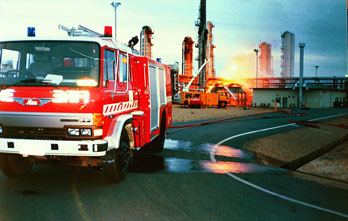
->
<box><xmin>196</xmin><ymin>0</ymin><xmax>208</xmax><ymax>90</ymax></box>
<box><xmin>281</xmin><ymin>31</ymin><xmax>295</xmax><ymax>77</ymax></box>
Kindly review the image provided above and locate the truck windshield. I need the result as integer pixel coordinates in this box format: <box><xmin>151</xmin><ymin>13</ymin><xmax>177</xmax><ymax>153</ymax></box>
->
<box><xmin>0</xmin><ymin>41</ymin><xmax>100</xmax><ymax>87</ymax></box>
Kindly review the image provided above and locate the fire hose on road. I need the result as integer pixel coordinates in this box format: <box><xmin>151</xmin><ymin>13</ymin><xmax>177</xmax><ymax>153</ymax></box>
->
<box><xmin>168</xmin><ymin>111</ymin><xmax>307</xmax><ymax>134</ymax></box>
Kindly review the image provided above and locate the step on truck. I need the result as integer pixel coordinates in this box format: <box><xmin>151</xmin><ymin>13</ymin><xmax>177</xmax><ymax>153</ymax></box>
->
<box><xmin>0</xmin><ymin>26</ymin><xmax>172</xmax><ymax>182</ymax></box>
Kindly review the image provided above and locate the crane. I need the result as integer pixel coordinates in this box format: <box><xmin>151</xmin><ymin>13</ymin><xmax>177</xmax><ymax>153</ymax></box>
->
<box><xmin>182</xmin><ymin>59</ymin><xmax>209</xmax><ymax>92</ymax></box>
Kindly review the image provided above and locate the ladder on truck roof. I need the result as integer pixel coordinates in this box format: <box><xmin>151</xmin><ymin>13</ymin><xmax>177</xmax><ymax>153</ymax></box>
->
<box><xmin>58</xmin><ymin>24</ymin><xmax>140</xmax><ymax>55</ymax></box>
<box><xmin>58</xmin><ymin>24</ymin><xmax>103</xmax><ymax>37</ymax></box>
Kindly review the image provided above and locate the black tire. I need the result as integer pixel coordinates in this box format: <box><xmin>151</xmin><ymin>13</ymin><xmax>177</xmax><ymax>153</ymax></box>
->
<box><xmin>152</xmin><ymin>114</ymin><xmax>166</xmax><ymax>153</ymax></box>
<box><xmin>0</xmin><ymin>153</ymin><xmax>33</xmax><ymax>178</ymax></box>
<box><xmin>103</xmin><ymin>127</ymin><xmax>131</xmax><ymax>182</ymax></box>
<box><xmin>219</xmin><ymin>101</ymin><xmax>227</xmax><ymax>108</ymax></box>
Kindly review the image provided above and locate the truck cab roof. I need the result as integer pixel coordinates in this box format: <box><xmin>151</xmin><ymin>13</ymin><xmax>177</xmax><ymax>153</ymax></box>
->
<box><xmin>0</xmin><ymin>36</ymin><xmax>134</xmax><ymax>54</ymax></box>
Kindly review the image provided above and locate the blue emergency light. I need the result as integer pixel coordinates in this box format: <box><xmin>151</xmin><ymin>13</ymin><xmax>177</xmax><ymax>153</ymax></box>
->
<box><xmin>27</xmin><ymin>27</ymin><xmax>36</xmax><ymax>37</ymax></box>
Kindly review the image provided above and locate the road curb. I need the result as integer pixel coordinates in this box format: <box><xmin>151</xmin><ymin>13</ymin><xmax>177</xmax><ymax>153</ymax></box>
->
<box><xmin>281</xmin><ymin>134</ymin><xmax>348</xmax><ymax>171</ymax></box>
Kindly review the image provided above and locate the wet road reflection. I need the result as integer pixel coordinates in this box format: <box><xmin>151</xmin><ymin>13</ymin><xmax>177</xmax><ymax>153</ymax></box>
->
<box><xmin>201</xmin><ymin>161</ymin><xmax>284</xmax><ymax>174</ymax></box>
<box><xmin>130</xmin><ymin>139</ymin><xmax>284</xmax><ymax>175</ymax></box>
<box><xmin>165</xmin><ymin>139</ymin><xmax>254</xmax><ymax>160</ymax></box>
<box><xmin>213</xmin><ymin>145</ymin><xmax>253</xmax><ymax>160</ymax></box>
<box><xmin>164</xmin><ymin>139</ymin><xmax>195</xmax><ymax>152</ymax></box>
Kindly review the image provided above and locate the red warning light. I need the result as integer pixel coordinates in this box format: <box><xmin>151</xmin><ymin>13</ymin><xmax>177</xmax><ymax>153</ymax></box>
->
<box><xmin>104</xmin><ymin>26</ymin><xmax>112</xmax><ymax>37</ymax></box>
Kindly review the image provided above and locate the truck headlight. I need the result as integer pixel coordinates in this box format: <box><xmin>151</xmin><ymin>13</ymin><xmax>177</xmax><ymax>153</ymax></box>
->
<box><xmin>80</xmin><ymin>128</ymin><xmax>92</xmax><ymax>136</ymax></box>
<box><xmin>0</xmin><ymin>126</ymin><xmax>2</xmax><ymax>134</ymax></box>
<box><xmin>67</xmin><ymin>128</ymin><xmax>80</xmax><ymax>136</ymax></box>
<box><xmin>0</xmin><ymin>89</ymin><xmax>14</xmax><ymax>102</ymax></box>
<box><xmin>67</xmin><ymin>128</ymin><xmax>92</xmax><ymax>136</ymax></box>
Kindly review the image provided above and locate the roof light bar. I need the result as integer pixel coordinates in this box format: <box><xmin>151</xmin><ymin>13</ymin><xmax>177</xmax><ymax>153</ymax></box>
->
<box><xmin>27</xmin><ymin>27</ymin><xmax>36</xmax><ymax>37</ymax></box>
<box><xmin>104</xmin><ymin>26</ymin><xmax>112</xmax><ymax>37</ymax></box>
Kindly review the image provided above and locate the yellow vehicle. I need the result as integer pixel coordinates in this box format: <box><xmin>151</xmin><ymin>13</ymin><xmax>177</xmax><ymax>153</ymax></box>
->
<box><xmin>181</xmin><ymin>91</ymin><xmax>201</xmax><ymax>106</ymax></box>
<box><xmin>216</xmin><ymin>90</ymin><xmax>232</xmax><ymax>107</ymax></box>
<box><xmin>180</xmin><ymin>90</ymin><xmax>231</xmax><ymax>108</ymax></box>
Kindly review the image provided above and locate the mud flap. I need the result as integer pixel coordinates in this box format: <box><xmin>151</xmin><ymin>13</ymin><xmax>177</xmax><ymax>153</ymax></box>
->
<box><xmin>124</xmin><ymin>123</ymin><xmax>134</xmax><ymax>158</ymax></box>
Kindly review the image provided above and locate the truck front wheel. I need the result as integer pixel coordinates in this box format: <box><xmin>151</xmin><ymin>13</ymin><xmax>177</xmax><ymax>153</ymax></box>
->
<box><xmin>0</xmin><ymin>153</ymin><xmax>33</xmax><ymax>178</ymax></box>
<box><xmin>103</xmin><ymin>127</ymin><xmax>131</xmax><ymax>182</ymax></box>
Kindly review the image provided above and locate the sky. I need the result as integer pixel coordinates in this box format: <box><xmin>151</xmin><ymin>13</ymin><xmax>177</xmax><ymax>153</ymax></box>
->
<box><xmin>0</xmin><ymin>0</ymin><xmax>346</xmax><ymax>78</ymax></box>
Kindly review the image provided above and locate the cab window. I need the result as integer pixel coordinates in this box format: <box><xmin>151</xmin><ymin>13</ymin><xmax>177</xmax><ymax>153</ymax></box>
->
<box><xmin>0</xmin><ymin>49</ymin><xmax>20</xmax><ymax>73</ymax></box>
<box><xmin>103</xmin><ymin>49</ymin><xmax>116</xmax><ymax>87</ymax></box>
<box><xmin>118</xmin><ymin>53</ymin><xmax>128</xmax><ymax>82</ymax></box>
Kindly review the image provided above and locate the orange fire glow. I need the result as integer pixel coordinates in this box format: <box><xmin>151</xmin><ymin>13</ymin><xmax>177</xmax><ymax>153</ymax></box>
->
<box><xmin>215</xmin><ymin>53</ymin><xmax>257</xmax><ymax>105</ymax></box>
<box><xmin>178</xmin><ymin>51</ymin><xmax>256</xmax><ymax>106</ymax></box>
<box><xmin>219</xmin><ymin>53</ymin><xmax>256</xmax><ymax>86</ymax></box>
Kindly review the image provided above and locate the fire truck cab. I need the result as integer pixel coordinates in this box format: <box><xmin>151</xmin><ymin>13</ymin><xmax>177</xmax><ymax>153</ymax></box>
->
<box><xmin>0</xmin><ymin>28</ymin><xmax>172</xmax><ymax>182</ymax></box>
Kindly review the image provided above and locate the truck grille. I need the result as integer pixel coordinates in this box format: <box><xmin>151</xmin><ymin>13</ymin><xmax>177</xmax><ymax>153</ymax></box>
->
<box><xmin>0</xmin><ymin>126</ymin><xmax>66</xmax><ymax>140</ymax></box>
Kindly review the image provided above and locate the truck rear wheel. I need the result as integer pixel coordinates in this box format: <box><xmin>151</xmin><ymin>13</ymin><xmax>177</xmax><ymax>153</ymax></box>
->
<box><xmin>103</xmin><ymin>127</ymin><xmax>131</xmax><ymax>182</ymax></box>
<box><xmin>0</xmin><ymin>153</ymin><xmax>33</xmax><ymax>178</ymax></box>
<box><xmin>219</xmin><ymin>101</ymin><xmax>227</xmax><ymax>108</ymax></box>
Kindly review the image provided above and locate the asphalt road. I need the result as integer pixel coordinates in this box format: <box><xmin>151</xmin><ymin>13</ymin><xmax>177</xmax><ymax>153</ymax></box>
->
<box><xmin>1</xmin><ymin>108</ymin><xmax>348</xmax><ymax>220</ymax></box>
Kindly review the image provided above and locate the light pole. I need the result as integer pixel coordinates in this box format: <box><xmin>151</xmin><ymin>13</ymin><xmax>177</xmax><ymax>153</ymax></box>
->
<box><xmin>110</xmin><ymin>1</ymin><xmax>121</xmax><ymax>42</ymax></box>
<box><xmin>253</xmin><ymin>49</ymin><xmax>259</xmax><ymax>88</ymax></box>
<box><xmin>299</xmin><ymin>43</ymin><xmax>305</xmax><ymax>108</ymax></box>
<box><xmin>315</xmin><ymin>65</ymin><xmax>319</xmax><ymax>77</ymax></box>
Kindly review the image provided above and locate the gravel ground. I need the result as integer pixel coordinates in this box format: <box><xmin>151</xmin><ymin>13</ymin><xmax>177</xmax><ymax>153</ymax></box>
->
<box><xmin>172</xmin><ymin>105</ymin><xmax>273</xmax><ymax>122</ymax></box>
<box><xmin>298</xmin><ymin>140</ymin><xmax>348</xmax><ymax>182</ymax></box>
<box><xmin>242</xmin><ymin>124</ymin><xmax>347</xmax><ymax>164</ymax></box>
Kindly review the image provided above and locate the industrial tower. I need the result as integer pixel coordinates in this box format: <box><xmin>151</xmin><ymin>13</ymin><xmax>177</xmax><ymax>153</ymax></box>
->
<box><xmin>259</xmin><ymin>42</ymin><xmax>273</xmax><ymax>78</ymax></box>
<box><xmin>140</xmin><ymin>26</ymin><xmax>154</xmax><ymax>59</ymax></box>
<box><xmin>182</xmin><ymin>37</ymin><xmax>195</xmax><ymax>76</ymax></box>
<box><xmin>281</xmin><ymin>31</ymin><xmax>295</xmax><ymax>77</ymax></box>
<box><xmin>206</xmin><ymin>21</ymin><xmax>216</xmax><ymax>78</ymax></box>
<box><xmin>196</xmin><ymin>0</ymin><xmax>208</xmax><ymax>90</ymax></box>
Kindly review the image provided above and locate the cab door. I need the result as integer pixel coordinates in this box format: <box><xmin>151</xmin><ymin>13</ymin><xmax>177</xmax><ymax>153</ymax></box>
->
<box><xmin>115</xmin><ymin>51</ymin><xmax>131</xmax><ymax>104</ymax></box>
<box><xmin>148</xmin><ymin>64</ymin><xmax>160</xmax><ymax>132</ymax></box>
<box><xmin>116</xmin><ymin>52</ymin><xmax>128</xmax><ymax>93</ymax></box>
<box><xmin>101</xmin><ymin>48</ymin><xmax>117</xmax><ymax>114</ymax></box>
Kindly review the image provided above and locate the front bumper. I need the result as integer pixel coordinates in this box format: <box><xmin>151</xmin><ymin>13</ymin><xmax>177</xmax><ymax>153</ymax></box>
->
<box><xmin>0</xmin><ymin>138</ymin><xmax>108</xmax><ymax>157</ymax></box>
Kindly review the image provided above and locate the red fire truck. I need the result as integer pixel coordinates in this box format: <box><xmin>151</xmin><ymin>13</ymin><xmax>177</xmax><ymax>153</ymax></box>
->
<box><xmin>0</xmin><ymin>26</ymin><xmax>172</xmax><ymax>182</ymax></box>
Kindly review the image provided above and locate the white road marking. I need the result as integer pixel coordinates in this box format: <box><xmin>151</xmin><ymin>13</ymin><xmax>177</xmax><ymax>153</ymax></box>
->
<box><xmin>308</xmin><ymin>113</ymin><xmax>348</xmax><ymax>122</ymax></box>
<box><xmin>211</xmin><ymin>112</ymin><xmax>348</xmax><ymax>218</ymax></box>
